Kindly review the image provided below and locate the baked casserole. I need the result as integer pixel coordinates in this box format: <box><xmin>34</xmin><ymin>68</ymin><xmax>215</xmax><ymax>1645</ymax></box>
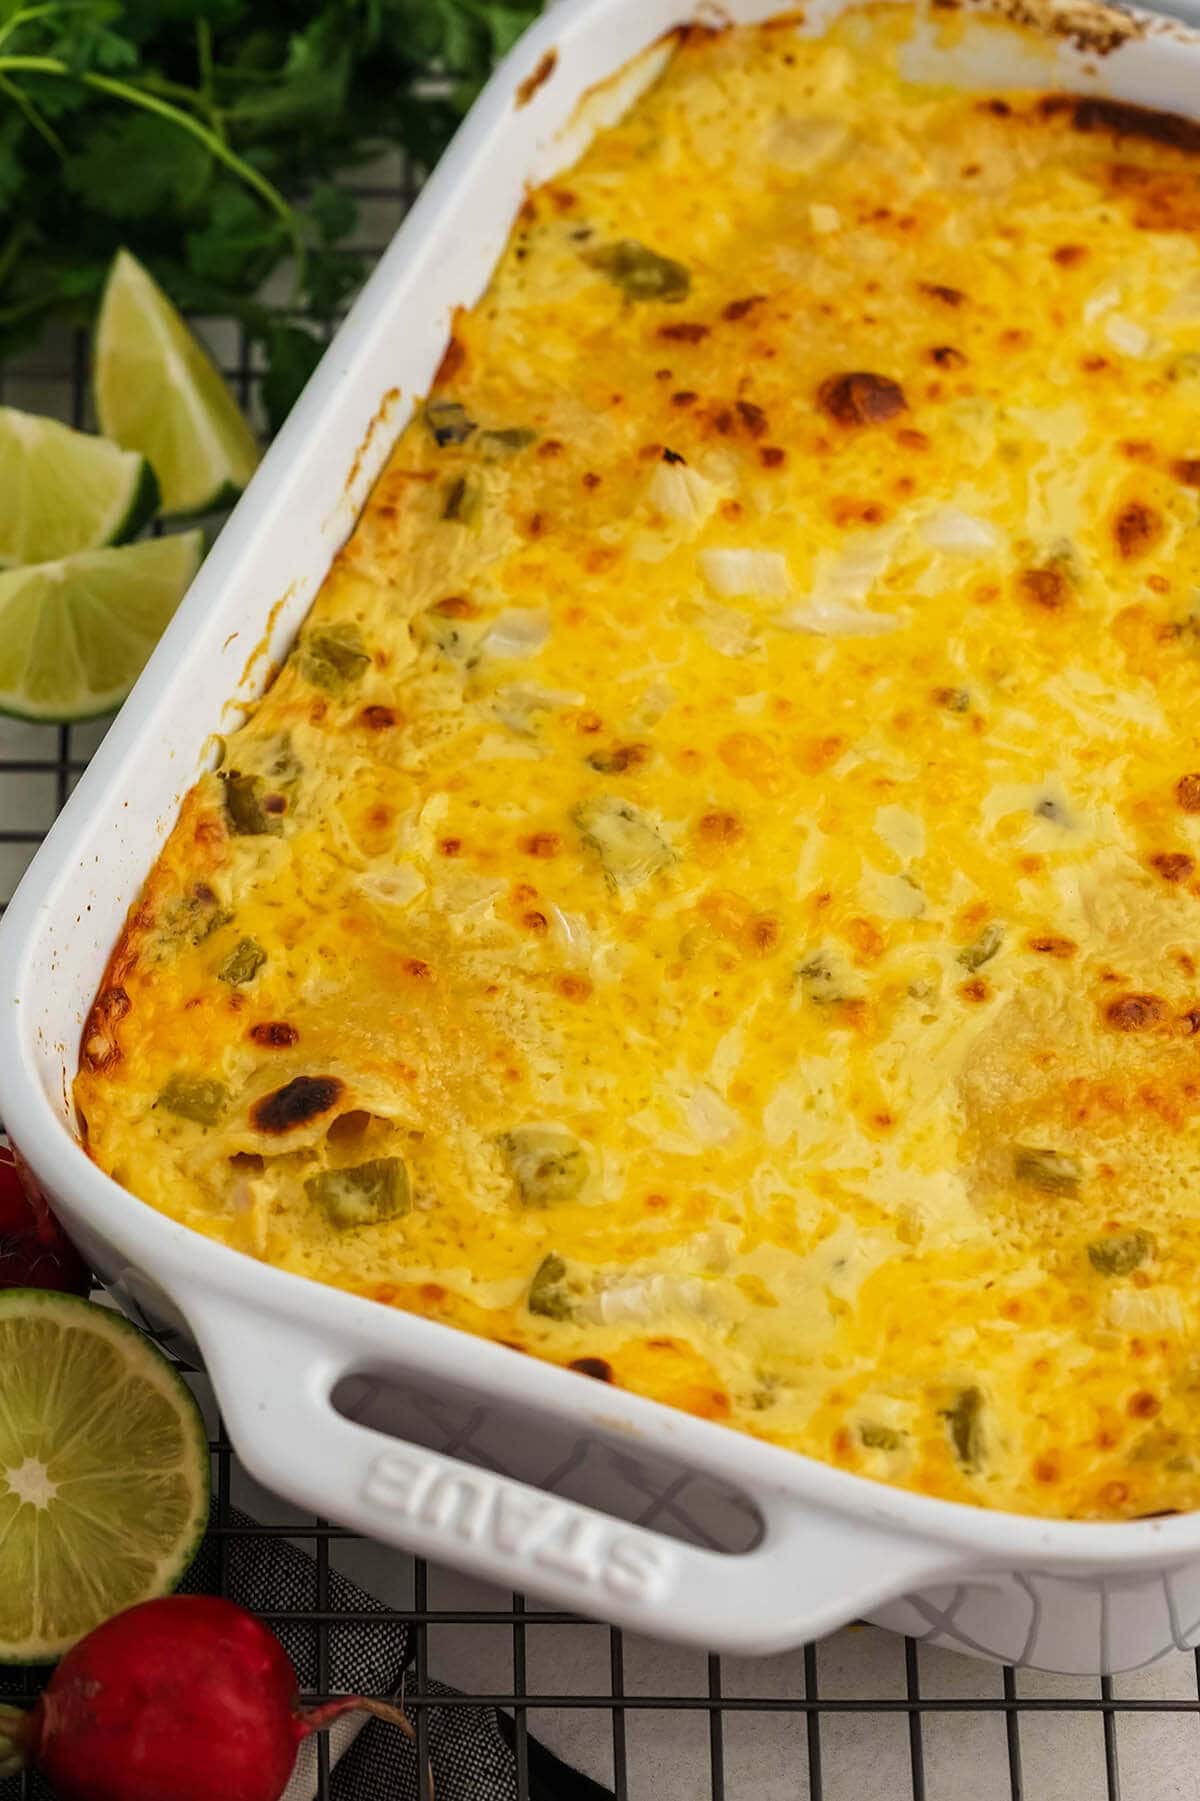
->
<box><xmin>77</xmin><ymin>5</ymin><xmax>1200</xmax><ymax>1520</ymax></box>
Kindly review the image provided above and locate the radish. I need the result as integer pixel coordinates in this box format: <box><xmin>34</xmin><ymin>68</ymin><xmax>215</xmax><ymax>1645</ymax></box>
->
<box><xmin>0</xmin><ymin>1143</ymin><xmax>91</xmax><ymax>1294</ymax></box>
<box><xmin>0</xmin><ymin>1594</ymin><xmax>417</xmax><ymax>1801</ymax></box>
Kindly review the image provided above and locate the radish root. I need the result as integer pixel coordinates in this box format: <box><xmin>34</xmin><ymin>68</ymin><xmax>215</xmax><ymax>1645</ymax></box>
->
<box><xmin>297</xmin><ymin>1690</ymin><xmax>434</xmax><ymax>1796</ymax></box>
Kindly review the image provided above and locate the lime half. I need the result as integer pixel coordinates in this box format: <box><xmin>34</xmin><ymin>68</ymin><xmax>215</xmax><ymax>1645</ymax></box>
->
<box><xmin>0</xmin><ymin>1290</ymin><xmax>210</xmax><ymax>1663</ymax></box>
<box><xmin>95</xmin><ymin>249</ymin><xmax>260</xmax><ymax>518</ymax></box>
<box><xmin>0</xmin><ymin>408</ymin><xmax>158</xmax><ymax>567</ymax></box>
<box><xmin>0</xmin><ymin>530</ymin><xmax>203</xmax><ymax>723</ymax></box>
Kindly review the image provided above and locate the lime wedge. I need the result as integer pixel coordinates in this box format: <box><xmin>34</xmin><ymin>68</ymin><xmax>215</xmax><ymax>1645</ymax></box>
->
<box><xmin>95</xmin><ymin>249</ymin><xmax>260</xmax><ymax>518</ymax></box>
<box><xmin>0</xmin><ymin>531</ymin><xmax>203</xmax><ymax>723</ymax></box>
<box><xmin>0</xmin><ymin>1291</ymin><xmax>210</xmax><ymax>1663</ymax></box>
<box><xmin>0</xmin><ymin>408</ymin><xmax>158</xmax><ymax>567</ymax></box>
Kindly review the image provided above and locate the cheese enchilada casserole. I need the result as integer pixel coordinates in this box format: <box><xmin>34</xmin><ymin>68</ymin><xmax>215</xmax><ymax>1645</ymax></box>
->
<box><xmin>76</xmin><ymin>5</ymin><xmax>1200</xmax><ymax>1520</ymax></box>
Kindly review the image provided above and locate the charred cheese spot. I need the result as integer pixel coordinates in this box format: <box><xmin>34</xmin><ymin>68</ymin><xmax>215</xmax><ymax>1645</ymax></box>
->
<box><xmin>1112</xmin><ymin>501</ymin><xmax>1164</xmax><ymax>561</ymax></box>
<box><xmin>816</xmin><ymin>371</ymin><xmax>907</xmax><ymax>426</ymax></box>
<box><xmin>1149</xmin><ymin>852</ymin><xmax>1195</xmax><ymax>883</ymax></box>
<box><xmin>249</xmin><ymin>1022</ymin><xmax>299</xmax><ymax>1048</ymax></box>
<box><xmin>252</xmin><ymin>1077</ymin><xmax>344</xmax><ymax>1134</ymax></box>
<box><xmin>1104</xmin><ymin>993</ymin><xmax>1168</xmax><ymax>1032</ymax></box>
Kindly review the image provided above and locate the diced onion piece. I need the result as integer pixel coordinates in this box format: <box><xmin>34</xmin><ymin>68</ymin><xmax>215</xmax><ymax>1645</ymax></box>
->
<box><xmin>767</xmin><ymin>115</ymin><xmax>850</xmax><ymax>173</ymax></box>
<box><xmin>818</xmin><ymin>531</ymin><xmax>894</xmax><ymax>603</ymax></box>
<box><xmin>778</xmin><ymin>601</ymin><xmax>899</xmax><ymax>636</ymax></box>
<box><xmin>700</xmin><ymin>547</ymin><xmax>790</xmax><ymax>598</ymax></box>
<box><xmin>648</xmin><ymin>459</ymin><xmax>720</xmax><ymax>527</ymax></box>
<box><xmin>1104</xmin><ymin>314</ymin><xmax>1150</xmax><ymax>358</ymax></box>
<box><xmin>874</xmin><ymin>872</ymin><xmax>925</xmax><ymax>918</ymax></box>
<box><xmin>682</xmin><ymin>596</ymin><xmax>762</xmax><ymax>658</ymax></box>
<box><xmin>546</xmin><ymin>905</ymin><xmax>592</xmax><ymax>960</ymax></box>
<box><xmin>1083</xmin><ymin>279</ymin><xmax>1121</xmax><ymax>325</ymax></box>
<box><xmin>494</xmin><ymin>683</ymin><xmax>584</xmax><ymax>734</ymax></box>
<box><xmin>1106</xmin><ymin>1288</ymin><xmax>1188</xmax><ymax>1333</ymax></box>
<box><xmin>482</xmin><ymin>608</ymin><xmax>549</xmax><ymax>659</ymax></box>
<box><xmin>921</xmin><ymin>505</ymin><xmax>999</xmax><ymax>555</ymax></box>
<box><xmin>582</xmin><ymin>1272</ymin><xmax>712</xmax><ymax>1326</ymax></box>
<box><xmin>684</xmin><ymin>1083</ymin><xmax>740</xmax><ymax>1146</ymax></box>
<box><xmin>356</xmin><ymin>864</ymin><xmax>426</xmax><ymax>909</ymax></box>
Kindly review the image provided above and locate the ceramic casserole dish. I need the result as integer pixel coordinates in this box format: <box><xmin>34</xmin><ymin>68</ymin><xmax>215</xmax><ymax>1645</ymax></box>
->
<box><xmin>7</xmin><ymin>0</ymin><xmax>1200</xmax><ymax>1673</ymax></box>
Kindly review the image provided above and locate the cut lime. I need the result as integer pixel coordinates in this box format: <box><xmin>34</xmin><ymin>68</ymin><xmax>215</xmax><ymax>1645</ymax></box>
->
<box><xmin>0</xmin><ymin>530</ymin><xmax>203</xmax><ymax>723</ymax></box>
<box><xmin>0</xmin><ymin>408</ymin><xmax>159</xmax><ymax>567</ymax></box>
<box><xmin>95</xmin><ymin>249</ymin><xmax>260</xmax><ymax>518</ymax></box>
<box><xmin>0</xmin><ymin>1290</ymin><xmax>210</xmax><ymax>1663</ymax></box>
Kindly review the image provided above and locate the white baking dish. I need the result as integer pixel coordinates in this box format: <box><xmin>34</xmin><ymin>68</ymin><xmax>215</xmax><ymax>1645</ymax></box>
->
<box><xmin>6</xmin><ymin>0</ymin><xmax>1200</xmax><ymax>1675</ymax></box>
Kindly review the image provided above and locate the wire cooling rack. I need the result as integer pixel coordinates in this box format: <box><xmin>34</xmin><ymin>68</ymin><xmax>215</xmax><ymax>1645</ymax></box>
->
<box><xmin>5</xmin><ymin>163</ymin><xmax>1200</xmax><ymax>1801</ymax></box>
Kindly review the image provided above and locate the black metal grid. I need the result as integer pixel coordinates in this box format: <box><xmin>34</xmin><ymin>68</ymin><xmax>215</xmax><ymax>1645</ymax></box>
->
<box><xmin>4</xmin><ymin>164</ymin><xmax>1200</xmax><ymax>1801</ymax></box>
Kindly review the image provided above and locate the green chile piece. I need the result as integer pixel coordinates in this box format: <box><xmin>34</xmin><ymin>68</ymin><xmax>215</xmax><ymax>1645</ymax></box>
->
<box><xmin>958</xmin><ymin>920</ymin><xmax>1004</xmax><ymax>972</ymax></box>
<box><xmin>300</xmin><ymin>621</ymin><xmax>371</xmax><ymax>692</ymax></box>
<box><xmin>859</xmin><ymin>1423</ymin><xmax>903</xmax><ymax>1451</ymax></box>
<box><xmin>167</xmin><ymin>885</ymin><xmax>230</xmax><ymax>945</ymax></box>
<box><xmin>943</xmin><ymin>1386</ymin><xmax>985</xmax><ymax>1470</ymax></box>
<box><xmin>1013</xmin><ymin>1145</ymin><xmax>1081</xmax><ymax>1197</ymax></box>
<box><xmin>159</xmin><ymin>1074</ymin><xmax>228</xmax><ymax>1126</ymax></box>
<box><xmin>305</xmin><ymin>1157</ymin><xmax>411</xmax><ymax>1230</ymax></box>
<box><xmin>501</xmin><ymin>1126</ymin><xmax>588</xmax><ymax>1207</ymax></box>
<box><xmin>411</xmin><ymin>607</ymin><xmax>484</xmax><ymax>662</ymax></box>
<box><xmin>1088</xmin><ymin>1230</ymin><xmax>1155</xmax><ymax>1276</ymax></box>
<box><xmin>589</xmin><ymin>239</ymin><xmax>690</xmax><ymax>302</ymax></box>
<box><xmin>192</xmin><ymin>903</ymin><xmax>233</xmax><ymax>943</ymax></box>
<box><xmin>528</xmin><ymin>1252</ymin><xmax>573</xmax><ymax>1320</ymax></box>
<box><xmin>424</xmin><ymin>399</ymin><xmax>477</xmax><ymax>445</ymax></box>
<box><xmin>441</xmin><ymin>475</ymin><xmax>481</xmax><ymax>524</ymax></box>
<box><xmin>223</xmin><ymin>772</ymin><xmax>281</xmax><ymax>837</ymax></box>
<box><xmin>573</xmin><ymin>796</ymin><xmax>674</xmax><ymax>890</ymax></box>
<box><xmin>219</xmin><ymin>937</ymin><xmax>266</xmax><ymax>986</ymax></box>
<box><xmin>797</xmin><ymin>953</ymin><xmax>854</xmax><ymax>1006</ymax></box>
<box><xmin>480</xmin><ymin>427</ymin><xmax>537</xmax><ymax>454</ymax></box>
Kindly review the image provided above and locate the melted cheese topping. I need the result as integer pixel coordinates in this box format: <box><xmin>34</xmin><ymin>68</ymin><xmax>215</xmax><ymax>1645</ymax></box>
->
<box><xmin>77</xmin><ymin>7</ymin><xmax>1200</xmax><ymax>1519</ymax></box>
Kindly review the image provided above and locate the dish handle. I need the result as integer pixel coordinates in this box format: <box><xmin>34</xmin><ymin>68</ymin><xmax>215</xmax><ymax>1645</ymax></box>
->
<box><xmin>191</xmin><ymin>1302</ymin><xmax>972</xmax><ymax>1655</ymax></box>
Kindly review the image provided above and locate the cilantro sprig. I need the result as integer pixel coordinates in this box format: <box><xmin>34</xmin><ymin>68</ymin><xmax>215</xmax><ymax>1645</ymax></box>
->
<box><xmin>0</xmin><ymin>0</ymin><xmax>537</xmax><ymax>429</ymax></box>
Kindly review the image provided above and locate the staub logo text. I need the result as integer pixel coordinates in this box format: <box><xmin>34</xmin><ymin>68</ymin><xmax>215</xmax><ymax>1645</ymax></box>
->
<box><xmin>363</xmin><ymin>1448</ymin><xmax>674</xmax><ymax>1603</ymax></box>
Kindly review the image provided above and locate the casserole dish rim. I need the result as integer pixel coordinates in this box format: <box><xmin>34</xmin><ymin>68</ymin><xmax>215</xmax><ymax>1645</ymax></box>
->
<box><xmin>5</xmin><ymin>0</ymin><xmax>1200</xmax><ymax>1655</ymax></box>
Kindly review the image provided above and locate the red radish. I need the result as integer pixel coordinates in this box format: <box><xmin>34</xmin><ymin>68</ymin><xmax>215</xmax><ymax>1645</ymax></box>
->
<box><xmin>0</xmin><ymin>1142</ymin><xmax>91</xmax><ymax>1294</ymax></box>
<box><xmin>0</xmin><ymin>1594</ymin><xmax>416</xmax><ymax>1801</ymax></box>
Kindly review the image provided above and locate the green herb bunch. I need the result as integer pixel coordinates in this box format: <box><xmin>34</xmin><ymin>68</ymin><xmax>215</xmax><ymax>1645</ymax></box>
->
<box><xmin>0</xmin><ymin>0</ymin><xmax>537</xmax><ymax>430</ymax></box>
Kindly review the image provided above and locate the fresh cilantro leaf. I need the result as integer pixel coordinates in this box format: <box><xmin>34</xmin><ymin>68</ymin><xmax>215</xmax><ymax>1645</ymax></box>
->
<box><xmin>64</xmin><ymin>113</ymin><xmax>212</xmax><ymax>219</ymax></box>
<box><xmin>303</xmin><ymin>245</ymin><xmax>366</xmax><ymax>318</ymax></box>
<box><xmin>57</xmin><ymin>18</ymin><xmax>140</xmax><ymax>75</ymax></box>
<box><xmin>308</xmin><ymin>183</ymin><xmax>357</xmax><ymax>246</ymax></box>
<box><xmin>184</xmin><ymin>184</ymin><xmax>288</xmax><ymax>288</ymax></box>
